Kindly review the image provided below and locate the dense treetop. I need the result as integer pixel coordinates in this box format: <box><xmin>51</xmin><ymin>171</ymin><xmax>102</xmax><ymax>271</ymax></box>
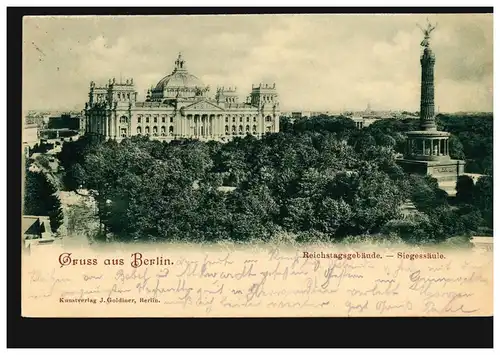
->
<box><xmin>56</xmin><ymin>114</ymin><xmax>492</xmax><ymax>243</ymax></box>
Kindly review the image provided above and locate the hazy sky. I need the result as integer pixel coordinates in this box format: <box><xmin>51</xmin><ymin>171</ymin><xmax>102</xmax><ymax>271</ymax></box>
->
<box><xmin>23</xmin><ymin>14</ymin><xmax>493</xmax><ymax>112</ymax></box>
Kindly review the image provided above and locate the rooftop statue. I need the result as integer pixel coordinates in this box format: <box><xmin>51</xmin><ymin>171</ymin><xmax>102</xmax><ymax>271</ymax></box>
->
<box><xmin>417</xmin><ymin>18</ymin><xmax>437</xmax><ymax>48</ymax></box>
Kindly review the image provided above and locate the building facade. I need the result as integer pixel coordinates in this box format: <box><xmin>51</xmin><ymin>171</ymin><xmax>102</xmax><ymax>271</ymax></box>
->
<box><xmin>84</xmin><ymin>53</ymin><xmax>280</xmax><ymax>142</ymax></box>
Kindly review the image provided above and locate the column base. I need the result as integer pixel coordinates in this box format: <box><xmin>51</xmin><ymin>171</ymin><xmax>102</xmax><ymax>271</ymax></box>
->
<box><xmin>397</xmin><ymin>158</ymin><xmax>466</xmax><ymax>182</ymax></box>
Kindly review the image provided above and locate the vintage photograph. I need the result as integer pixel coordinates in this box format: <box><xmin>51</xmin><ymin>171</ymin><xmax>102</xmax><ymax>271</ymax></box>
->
<box><xmin>20</xmin><ymin>13</ymin><xmax>493</xmax><ymax>319</ymax></box>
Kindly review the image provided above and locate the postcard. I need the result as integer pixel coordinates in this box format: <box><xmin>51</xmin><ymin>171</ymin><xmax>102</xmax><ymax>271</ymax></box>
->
<box><xmin>21</xmin><ymin>13</ymin><xmax>493</xmax><ymax>318</ymax></box>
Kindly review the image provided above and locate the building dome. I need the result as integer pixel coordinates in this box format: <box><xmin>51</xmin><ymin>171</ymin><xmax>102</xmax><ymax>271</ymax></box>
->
<box><xmin>151</xmin><ymin>53</ymin><xmax>205</xmax><ymax>100</ymax></box>
<box><xmin>154</xmin><ymin>73</ymin><xmax>204</xmax><ymax>92</ymax></box>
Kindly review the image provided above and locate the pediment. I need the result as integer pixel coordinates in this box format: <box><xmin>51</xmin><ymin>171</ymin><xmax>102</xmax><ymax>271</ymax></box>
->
<box><xmin>183</xmin><ymin>100</ymin><xmax>224</xmax><ymax>111</ymax></box>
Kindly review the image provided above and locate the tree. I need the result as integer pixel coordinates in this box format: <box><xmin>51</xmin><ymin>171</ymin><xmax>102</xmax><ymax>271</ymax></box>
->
<box><xmin>455</xmin><ymin>175</ymin><xmax>475</xmax><ymax>205</ymax></box>
<box><xmin>279</xmin><ymin>116</ymin><xmax>294</xmax><ymax>133</ymax></box>
<box><xmin>474</xmin><ymin>175</ymin><xmax>493</xmax><ymax>229</ymax></box>
<box><xmin>23</xmin><ymin>167</ymin><xmax>64</xmax><ymax>232</ymax></box>
<box><xmin>448</xmin><ymin>135</ymin><xmax>465</xmax><ymax>160</ymax></box>
<box><xmin>47</xmin><ymin>193</ymin><xmax>64</xmax><ymax>232</ymax></box>
<box><xmin>64</xmin><ymin>162</ymin><xmax>86</xmax><ymax>191</ymax></box>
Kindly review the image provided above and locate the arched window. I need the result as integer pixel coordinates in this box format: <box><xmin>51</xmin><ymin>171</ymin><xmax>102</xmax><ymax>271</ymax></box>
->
<box><xmin>265</xmin><ymin>115</ymin><xmax>272</xmax><ymax>122</ymax></box>
<box><xmin>225</xmin><ymin>125</ymin><xmax>229</xmax><ymax>133</ymax></box>
<box><xmin>120</xmin><ymin>116</ymin><xmax>128</xmax><ymax>123</ymax></box>
<box><xmin>232</xmin><ymin>125</ymin><xmax>236</xmax><ymax>135</ymax></box>
<box><xmin>238</xmin><ymin>125</ymin><xmax>243</xmax><ymax>133</ymax></box>
<box><xmin>153</xmin><ymin>126</ymin><xmax>158</xmax><ymax>136</ymax></box>
<box><xmin>252</xmin><ymin>125</ymin><xmax>257</xmax><ymax>133</ymax></box>
<box><xmin>137</xmin><ymin>127</ymin><xmax>142</xmax><ymax>135</ymax></box>
<box><xmin>127</xmin><ymin>93</ymin><xmax>130</xmax><ymax>100</ymax></box>
<box><xmin>169</xmin><ymin>126</ymin><xmax>174</xmax><ymax>134</ymax></box>
<box><xmin>145</xmin><ymin>126</ymin><xmax>150</xmax><ymax>135</ymax></box>
<box><xmin>161</xmin><ymin>126</ymin><xmax>166</xmax><ymax>136</ymax></box>
<box><xmin>245</xmin><ymin>125</ymin><xmax>250</xmax><ymax>132</ymax></box>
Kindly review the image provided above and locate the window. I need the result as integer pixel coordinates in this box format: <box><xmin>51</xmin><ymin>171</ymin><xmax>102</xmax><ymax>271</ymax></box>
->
<box><xmin>245</xmin><ymin>125</ymin><xmax>250</xmax><ymax>132</ymax></box>
<box><xmin>170</xmin><ymin>117</ymin><xmax>173</xmax><ymax>123</ymax></box>
<box><xmin>225</xmin><ymin>125</ymin><xmax>229</xmax><ymax>133</ymax></box>
<box><xmin>232</xmin><ymin>117</ymin><xmax>236</xmax><ymax>123</ymax></box>
<box><xmin>127</xmin><ymin>93</ymin><xmax>130</xmax><ymax>100</ymax></box>
<box><xmin>265</xmin><ymin>116</ymin><xmax>272</xmax><ymax>122</ymax></box>
<box><xmin>253</xmin><ymin>117</ymin><xmax>257</xmax><ymax>122</ymax></box>
<box><xmin>246</xmin><ymin>117</ymin><xmax>250</xmax><ymax>122</ymax></box>
<box><xmin>161</xmin><ymin>116</ymin><xmax>166</xmax><ymax>123</ymax></box>
<box><xmin>145</xmin><ymin>126</ymin><xmax>150</xmax><ymax>135</ymax></box>
<box><xmin>146</xmin><ymin>116</ymin><xmax>150</xmax><ymax>123</ymax></box>
<box><xmin>252</xmin><ymin>125</ymin><xmax>257</xmax><ymax>133</ymax></box>
<box><xmin>120</xmin><ymin>116</ymin><xmax>128</xmax><ymax>123</ymax></box>
<box><xmin>169</xmin><ymin>126</ymin><xmax>174</xmax><ymax>134</ymax></box>
<box><xmin>266</xmin><ymin>126</ymin><xmax>271</xmax><ymax>132</ymax></box>
<box><xmin>121</xmin><ymin>128</ymin><xmax>127</xmax><ymax>137</ymax></box>
<box><xmin>137</xmin><ymin>127</ymin><xmax>142</xmax><ymax>134</ymax></box>
<box><xmin>225</xmin><ymin>117</ymin><xmax>229</xmax><ymax>123</ymax></box>
<box><xmin>239</xmin><ymin>117</ymin><xmax>243</xmax><ymax>123</ymax></box>
<box><xmin>161</xmin><ymin>126</ymin><xmax>166</xmax><ymax>136</ymax></box>
<box><xmin>232</xmin><ymin>125</ymin><xmax>236</xmax><ymax>135</ymax></box>
<box><xmin>239</xmin><ymin>125</ymin><xmax>243</xmax><ymax>133</ymax></box>
<box><xmin>154</xmin><ymin>116</ymin><xmax>158</xmax><ymax>123</ymax></box>
<box><xmin>137</xmin><ymin>116</ymin><xmax>142</xmax><ymax>124</ymax></box>
<box><xmin>153</xmin><ymin>127</ymin><xmax>158</xmax><ymax>136</ymax></box>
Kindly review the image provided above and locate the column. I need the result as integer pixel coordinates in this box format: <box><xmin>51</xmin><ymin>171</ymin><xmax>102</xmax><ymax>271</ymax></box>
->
<box><xmin>113</xmin><ymin>112</ymin><xmax>117</xmax><ymax>139</ymax></box>
<box><xmin>201</xmin><ymin>115</ymin><xmax>206</xmax><ymax>137</ymax></box>
<box><xmin>422</xmin><ymin>139</ymin><xmax>425</xmax><ymax>155</ymax></box>
<box><xmin>200</xmin><ymin>115</ymin><xmax>204</xmax><ymax>136</ymax></box>
<box><xmin>107</xmin><ymin>114</ymin><xmax>111</xmax><ymax>139</ymax></box>
<box><xmin>217</xmin><ymin>114</ymin><xmax>221</xmax><ymax>137</ymax></box>
<box><xmin>221</xmin><ymin>115</ymin><xmax>224</xmax><ymax>137</ymax></box>
<box><xmin>200</xmin><ymin>115</ymin><xmax>203</xmax><ymax>137</ymax></box>
<box><xmin>198</xmin><ymin>115</ymin><xmax>201</xmax><ymax>137</ymax></box>
<box><xmin>194</xmin><ymin>115</ymin><xmax>198</xmax><ymax>137</ymax></box>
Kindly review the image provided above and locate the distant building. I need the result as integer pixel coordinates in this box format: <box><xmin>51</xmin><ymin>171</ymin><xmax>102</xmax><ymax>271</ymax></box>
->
<box><xmin>351</xmin><ymin>116</ymin><xmax>381</xmax><ymax>129</ymax></box>
<box><xmin>85</xmin><ymin>53</ymin><xmax>280</xmax><ymax>142</ymax></box>
<box><xmin>25</xmin><ymin>112</ymin><xmax>50</xmax><ymax>127</ymax></box>
<box><xmin>23</xmin><ymin>123</ymin><xmax>39</xmax><ymax>156</ymax></box>
<box><xmin>47</xmin><ymin>113</ymin><xmax>81</xmax><ymax>130</ymax></box>
<box><xmin>22</xmin><ymin>215</ymin><xmax>55</xmax><ymax>248</ymax></box>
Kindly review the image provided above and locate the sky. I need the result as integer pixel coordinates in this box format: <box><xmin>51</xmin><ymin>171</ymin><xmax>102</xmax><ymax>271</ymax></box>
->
<box><xmin>23</xmin><ymin>14</ymin><xmax>493</xmax><ymax>113</ymax></box>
